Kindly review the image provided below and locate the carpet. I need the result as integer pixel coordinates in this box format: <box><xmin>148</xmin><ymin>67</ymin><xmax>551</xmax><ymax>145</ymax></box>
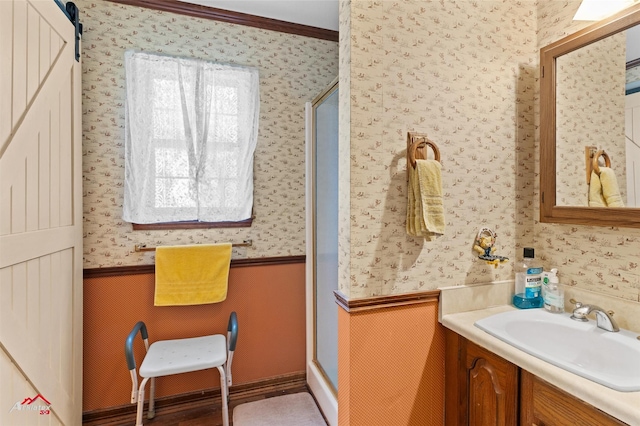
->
<box><xmin>233</xmin><ymin>392</ymin><xmax>326</xmax><ymax>426</ymax></box>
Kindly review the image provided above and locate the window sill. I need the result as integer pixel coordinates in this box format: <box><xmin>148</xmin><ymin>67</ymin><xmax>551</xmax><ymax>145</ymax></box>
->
<box><xmin>132</xmin><ymin>218</ymin><xmax>253</xmax><ymax>230</ymax></box>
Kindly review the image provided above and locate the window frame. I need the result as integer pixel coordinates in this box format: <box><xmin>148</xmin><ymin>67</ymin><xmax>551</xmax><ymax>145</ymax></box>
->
<box><xmin>131</xmin><ymin>217</ymin><xmax>253</xmax><ymax>230</ymax></box>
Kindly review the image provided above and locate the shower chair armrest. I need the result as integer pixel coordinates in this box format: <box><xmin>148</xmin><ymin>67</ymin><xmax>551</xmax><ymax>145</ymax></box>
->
<box><xmin>125</xmin><ymin>321</ymin><xmax>150</xmax><ymax>403</ymax></box>
<box><xmin>226</xmin><ymin>312</ymin><xmax>238</xmax><ymax>386</ymax></box>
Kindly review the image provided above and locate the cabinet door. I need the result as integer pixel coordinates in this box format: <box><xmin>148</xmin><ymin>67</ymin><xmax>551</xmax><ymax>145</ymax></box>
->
<box><xmin>445</xmin><ymin>330</ymin><xmax>519</xmax><ymax>426</ymax></box>
<box><xmin>465</xmin><ymin>340</ymin><xmax>519</xmax><ymax>426</ymax></box>
<box><xmin>520</xmin><ymin>370</ymin><xmax>627</xmax><ymax>426</ymax></box>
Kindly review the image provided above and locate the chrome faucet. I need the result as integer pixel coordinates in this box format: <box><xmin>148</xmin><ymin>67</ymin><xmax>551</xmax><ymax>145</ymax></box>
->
<box><xmin>570</xmin><ymin>299</ymin><xmax>619</xmax><ymax>332</ymax></box>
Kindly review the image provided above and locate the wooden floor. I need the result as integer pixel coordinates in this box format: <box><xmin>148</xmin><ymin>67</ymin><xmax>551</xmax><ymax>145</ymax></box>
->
<box><xmin>83</xmin><ymin>384</ymin><xmax>317</xmax><ymax>426</ymax></box>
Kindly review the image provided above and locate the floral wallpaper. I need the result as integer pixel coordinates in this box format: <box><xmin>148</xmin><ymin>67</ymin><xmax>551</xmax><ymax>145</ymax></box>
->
<box><xmin>338</xmin><ymin>0</ymin><xmax>352</xmax><ymax>294</ymax></box>
<box><xmin>341</xmin><ymin>0</ymin><xmax>538</xmax><ymax>298</ymax></box>
<box><xmin>341</xmin><ymin>0</ymin><xmax>640</xmax><ymax>304</ymax></box>
<box><xmin>80</xmin><ymin>0</ymin><xmax>640</xmax><ymax>304</ymax></box>
<box><xmin>78</xmin><ymin>0</ymin><xmax>338</xmax><ymax>267</ymax></box>
<box><xmin>535</xmin><ymin>1</ymin><xmax>640</xmax><ymax>303</ymax></box>
<box><xmin>555</xmin><ymin>34</ymin><xmax>627</xmax><ymax>206</ymax></box>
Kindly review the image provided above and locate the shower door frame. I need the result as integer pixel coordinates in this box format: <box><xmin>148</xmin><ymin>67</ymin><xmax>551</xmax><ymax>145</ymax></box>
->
<box><xmin>305</xmin><ymin>77</ymin><xmax>339</xmax><ymax>426</ymax></box>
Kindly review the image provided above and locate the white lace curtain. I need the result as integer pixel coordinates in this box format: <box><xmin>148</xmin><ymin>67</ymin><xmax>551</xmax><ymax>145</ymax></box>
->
<box><xmin>122</xmin><ymin>50</ymin><xmax>260</xmax><ymax>224</ymax></box>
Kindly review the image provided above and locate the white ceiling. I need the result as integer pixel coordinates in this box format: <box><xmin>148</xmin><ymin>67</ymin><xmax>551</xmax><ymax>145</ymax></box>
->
<box><xmin>177</xmin><ymin>0</ymin><xmax>339</xmax><ymax>31</ymax></box>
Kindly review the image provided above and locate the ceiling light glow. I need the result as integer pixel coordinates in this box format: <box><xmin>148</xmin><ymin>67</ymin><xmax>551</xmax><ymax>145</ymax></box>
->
<box><xmin>573</xmin><ymin>0</ymin><xmax>636</xmax><ymax>21</ymax></box>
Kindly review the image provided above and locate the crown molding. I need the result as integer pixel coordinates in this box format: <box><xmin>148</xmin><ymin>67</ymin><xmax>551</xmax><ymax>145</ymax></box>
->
<box><xmin>105</xmin><ymin>0</ymin><xmax>339</xmax><ymax>42</ymax></box>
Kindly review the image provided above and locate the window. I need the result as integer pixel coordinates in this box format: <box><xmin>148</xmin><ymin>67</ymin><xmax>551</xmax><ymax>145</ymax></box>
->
<box><xmin>122</xmin><ymin>50</ymin><xmax>259</xmax><ymax>226</ymax></box>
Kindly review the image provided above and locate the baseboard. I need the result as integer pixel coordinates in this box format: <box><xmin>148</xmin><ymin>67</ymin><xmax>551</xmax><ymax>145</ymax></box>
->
<box><xmin>82</xmin><ymin>371</ymin><xmax>306</xmax><ymax>425</ymax></box>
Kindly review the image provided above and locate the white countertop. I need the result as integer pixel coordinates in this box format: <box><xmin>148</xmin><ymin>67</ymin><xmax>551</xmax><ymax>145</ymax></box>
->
<box><xmin>441</xmin><ymin>305</ymin><xmax>640</xmax><ymax>425</ymax></box>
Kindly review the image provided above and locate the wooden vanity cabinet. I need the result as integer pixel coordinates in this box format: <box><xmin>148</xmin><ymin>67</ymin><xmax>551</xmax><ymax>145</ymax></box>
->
<box><xmin>445</xmin><ymin>329</ymin><xmax>519</xmax><ymax>426</ymax></box>
<box><xmin>520</xmin><ymin>370</ymin><xmax>626</xmax><ymax>426</ymax></box>
<box><xmin>445</xmin><ymin>330</ymin><xmax>627</xmax><ymax>426</ymax></box>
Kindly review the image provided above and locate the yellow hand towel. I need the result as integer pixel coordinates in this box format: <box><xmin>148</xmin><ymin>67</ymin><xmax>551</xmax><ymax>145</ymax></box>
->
<box><xmin>599</xmin><ymin>167</ymin><xmax>625</xmax><ymax>207</ymax></box>
<box><xmin>588</xmin><ymin>171</ymin><xmax>606</xmax><ymax>207</ymax></box>
<box><xmin>407</xmin><ymin>164</ymin><xmax>420</xmax><ymax>236</ymax></box>
<box><xmin>406</xmin><ymin>159</ymin><xmax>445</xmax><ymax>240</ymax></box>
<box><xmin>154</xmin><ymin>243</ymin><xmax>232</xmax><ymax>306</ymax></box>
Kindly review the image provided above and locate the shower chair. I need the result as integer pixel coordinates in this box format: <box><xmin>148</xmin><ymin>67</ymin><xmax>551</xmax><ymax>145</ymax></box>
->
<box><xmin>125</xmin><ymin>311</ymin><xmax>238</xmax><ymax>426</ymax></box>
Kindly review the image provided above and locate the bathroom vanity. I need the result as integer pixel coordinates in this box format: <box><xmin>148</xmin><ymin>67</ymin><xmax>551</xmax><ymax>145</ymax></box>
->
<box><xmin>445</xmin><ymin>330</ymin><xmax>626</xmax><ymax>425</ymax></box>
<box><xmin>439</xmin><ymin>283</ymin><xmax>640</xmax><ymax>426</ymax></box>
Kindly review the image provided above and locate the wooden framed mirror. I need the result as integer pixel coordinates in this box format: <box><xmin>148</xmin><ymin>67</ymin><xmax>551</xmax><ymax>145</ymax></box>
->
<box><xmin>540</xmin><ymin>3</ymin><xmax>640</xmax><ymax>227</ymax></box>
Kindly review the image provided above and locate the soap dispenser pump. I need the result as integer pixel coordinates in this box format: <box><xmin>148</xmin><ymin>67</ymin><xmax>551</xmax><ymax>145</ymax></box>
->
<box><xmin>542</xmin><ymin>268</ymin><xmax>564</xmax><ymax>313</ymax></box>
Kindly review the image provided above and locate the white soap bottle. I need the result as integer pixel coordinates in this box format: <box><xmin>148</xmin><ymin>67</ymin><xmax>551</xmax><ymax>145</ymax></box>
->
<box><xmin>542</xmin><ymin>268</ymin><xmax>564</xmax><ymax>313</ymax></box>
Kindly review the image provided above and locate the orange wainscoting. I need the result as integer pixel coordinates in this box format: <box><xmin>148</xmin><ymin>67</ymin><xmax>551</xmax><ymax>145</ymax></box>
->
<box><xmin>338</xmin><ymin>297</ymin><xmax>445</xmax><ymax>426</ymax></box>
<box><xmin>83</xmin><ymin>261</ymin><xmax>306</xmax><ymax>412</ymax></box>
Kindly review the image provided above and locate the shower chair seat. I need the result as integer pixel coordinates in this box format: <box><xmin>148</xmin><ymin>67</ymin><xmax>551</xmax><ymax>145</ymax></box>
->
<box><xmin>125</xmin><ymin>311</ymin><xmax>238</xmax><ymax>426</ymax></box>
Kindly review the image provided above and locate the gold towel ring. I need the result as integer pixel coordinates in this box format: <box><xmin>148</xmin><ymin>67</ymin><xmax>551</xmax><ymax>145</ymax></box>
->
<box><xmin>592</xmin><ymin>150</ymin><xmax>611</xmax><ymax>176</ymax></box>
<box><xmin>409</xmin><ymin>139</ymin><xmax>441</xmax><ymax>169</ymax></box>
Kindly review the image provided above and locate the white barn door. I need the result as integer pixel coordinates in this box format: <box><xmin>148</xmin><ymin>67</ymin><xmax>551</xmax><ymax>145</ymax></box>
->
<box><xmin>0</xmin><ymin>1</ymin><xmax>82</xmax><ymax>425</ymax></box>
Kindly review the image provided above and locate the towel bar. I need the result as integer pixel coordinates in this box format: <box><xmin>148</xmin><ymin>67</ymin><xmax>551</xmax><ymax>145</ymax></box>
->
<box><xmin>407</xmin><ymin>132</ymin><xmax>440</xmax><ymax>170</ymax></box>
<box><xmin>592</xmin><ymin>149</ymin><xmax>611</xmax><ymax>176</ymax></box>
<box><xmin>134</xmin><ymin>239</ymin><xmax>253</xmax><ymax>252</ymax></box>
<box><xmin>585</xmin><ymin>146</ymin><xmax>611</xmax><ymax>184</ymax></box>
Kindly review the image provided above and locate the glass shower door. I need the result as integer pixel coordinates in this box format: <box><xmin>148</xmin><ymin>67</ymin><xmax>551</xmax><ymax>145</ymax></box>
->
<box><xmin>313</xmin><ymin>83</ymin><xmax>339</xmax><ymax>391</ymax></box>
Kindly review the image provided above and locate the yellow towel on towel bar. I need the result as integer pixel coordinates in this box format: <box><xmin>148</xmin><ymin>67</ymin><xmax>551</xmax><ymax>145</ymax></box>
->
<box><xmin>406</xmin><ymin>159</ymin><xmax>445</xmax><ymax>240</ymax></box>
<box><xmin>588</xmin><ymin>171</ymin><xmax>606</xmax><ymax>207</ymax></box>
<box><xmin>154</xmin><ymin>243</ymin><xmax>232</xmax><ymax>306</ymax></box>
<box><xmin>599</xmin><ymin>167</ymin><xmax>625</xmax><ymax>207</ymax></box>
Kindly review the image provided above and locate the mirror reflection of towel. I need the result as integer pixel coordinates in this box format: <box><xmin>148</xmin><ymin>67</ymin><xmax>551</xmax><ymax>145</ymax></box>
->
<box><xmin>599</xmin><ymin>167</ymin><xmax>624</xmax><ymax>207</ymax></box>
<box><xmin>588</xmin><ymin>168</ymin><xmax>624</xmax><ymax>208</ymax></box>
<box><xmin>588</xmin><ymin>171</ymin><xmax>606</xmax><ymax>207</ymax></box>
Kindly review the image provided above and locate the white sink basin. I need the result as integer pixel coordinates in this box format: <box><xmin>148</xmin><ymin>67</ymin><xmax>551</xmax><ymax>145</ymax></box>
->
<box><xmin>474</xmin><ymin>308</ymin><xmax>640</xmax><ymax>392</ymax></box>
